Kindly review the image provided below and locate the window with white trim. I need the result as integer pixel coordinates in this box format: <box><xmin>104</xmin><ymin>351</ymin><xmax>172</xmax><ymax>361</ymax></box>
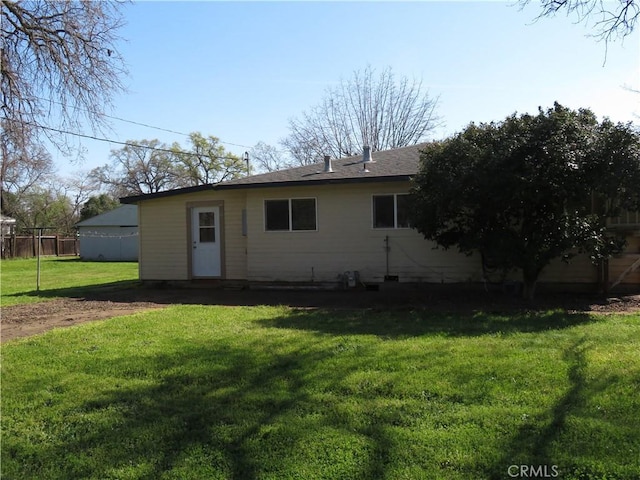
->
<box><xmin>373</xmin><ymin>194</ymin><xmax>410</xmax><ymax>229</ymax></box>
<box><xmin>264</xmin><ymin>198</ymin><xmax>317</xmax><ymax>231</ymax></box>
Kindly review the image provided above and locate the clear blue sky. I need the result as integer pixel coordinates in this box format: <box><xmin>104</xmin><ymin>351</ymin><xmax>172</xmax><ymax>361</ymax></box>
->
<box><xmin>55</xmin><ymin>0</ymin><xmax>639</xmax><ymax>176</ymax></box>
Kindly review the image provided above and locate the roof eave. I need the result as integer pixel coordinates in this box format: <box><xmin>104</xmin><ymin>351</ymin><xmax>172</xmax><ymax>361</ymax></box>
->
<box><xmin>216</xmin><ymin>174</ymin><xmax>413</xmax><ymax>190</ymax></box>
<box><xmin>120</xmin><ymin>184</ymin><xmax>216</xmax><ymax>204</ymax></box>
<box><xmin>120</xmin><ymin>175</ymin><xmax>413</xmax><ymax>203</ymax></box>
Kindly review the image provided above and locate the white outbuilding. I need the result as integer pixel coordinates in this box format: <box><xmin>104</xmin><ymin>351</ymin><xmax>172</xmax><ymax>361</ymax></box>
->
<box><xmin>76</xmin><ymin>205</ymin><xmax>138</xmax><ymax>261</ymax></box>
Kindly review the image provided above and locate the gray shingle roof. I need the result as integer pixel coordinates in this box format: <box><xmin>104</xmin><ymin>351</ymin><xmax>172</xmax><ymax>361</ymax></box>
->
<box><xmin>121</xmin><ymin>144</ymin><xmax>425</xmax><ymax>203</ymax></box>
<box><xmin>218</xmin><ymin>143</ymin><xmax>425</xmax><ymax>189</ymax></box>
<box><xmin>76</xmin><ymin>205</ymin><xmax>138</xmax><ymax>227</ymax></box>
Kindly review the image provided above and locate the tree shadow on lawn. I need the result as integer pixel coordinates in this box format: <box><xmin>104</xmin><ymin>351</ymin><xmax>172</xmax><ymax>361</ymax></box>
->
<box><xmin>259</xmin><ymin>308</ymin><xmax>599</xmax><ymax>339</ymax></box>
<box><xmin>4</xmin><ymin>312</ymin><xmax>618</xmax><ymax>480</ymax></box>
<box><xmin>487</xmin><ymin>338</ymin><xmax>633</xmax><ymax>480</ymax></box>
<box><xmin>18</xmin><ymin>339</ymin><xmax>399</xmax><ymax>480</ymax></box>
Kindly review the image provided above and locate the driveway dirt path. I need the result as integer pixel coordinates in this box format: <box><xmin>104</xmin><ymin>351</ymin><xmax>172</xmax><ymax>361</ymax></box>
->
<box><xmin>2</xmin><ymin>287</ymin><xmax>639</xmax><ymax>343</ymax></box>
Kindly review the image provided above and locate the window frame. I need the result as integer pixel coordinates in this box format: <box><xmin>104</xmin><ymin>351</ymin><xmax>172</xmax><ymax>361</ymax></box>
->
<box><xmin>264</xmin><ymin>197</ymin><xmax>318</xmax><ymax>232</ymax></box>
<box><xmin>372</xmin><ymin>193</ymin><xmax>411</xmax><ymax>229</ymax></box>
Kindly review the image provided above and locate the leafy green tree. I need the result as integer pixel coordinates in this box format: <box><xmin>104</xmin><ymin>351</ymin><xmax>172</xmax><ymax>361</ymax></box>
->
<box><xmin>93</xmin><ymin>134</ymin><xmax>246</xmax><ymax>198</ymax></box>
<box><xmin>79</xmin><ymin>194</ymin><xmax>120</xmax><ymax>221</ymax></box>
<box><xmin>1</xmin><ymin>121</ymin><xmax>55</xmax><ymax>215</ymax></box>
<box><xmin>91</xmin><ymin>139</ymin><xmax>183</xmax><ymax>197</ymax></box>
<box><xmin>409</xmin><ymin>103</ymin><xmax>640</xmax><ymax>299</ymax></box>
<box><xmin>11</xmin><ymin>186</ymin><xmax>76</xmax><ymax>235</ymax></box>
<box><xmin>171</xmin><ymin>133</ymin><xmax>246</xmax><ymax>185</ymax></box>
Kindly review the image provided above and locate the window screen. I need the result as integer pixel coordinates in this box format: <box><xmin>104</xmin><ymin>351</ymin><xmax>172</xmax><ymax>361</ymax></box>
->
<box><xmin>291</xmin><ymin>198</ymin><xmax>316</xmax><ymax>230</ymax></box>
<box><xmin>373</xmin><ymin>195</ymin><xmax>395</xmax><ymax>228</ymax></box>
<box><xmin>264</xmin><ymin>200</ymin><xmax>290</xmax><ymax>231</ymax></box>
<box><xmin>373</xmin><ymin>194</ymin><xmax>410</xmax><ymax>228</ymax></box>
<box><xmin>265</xmin><ymin>198</ymin><xmax>317</xmax><ymax>231</ymax></box>
<box><xmin>396</xmin><ymin>194</ymin><xmax>410</xmax><ymax>228</ymax></box>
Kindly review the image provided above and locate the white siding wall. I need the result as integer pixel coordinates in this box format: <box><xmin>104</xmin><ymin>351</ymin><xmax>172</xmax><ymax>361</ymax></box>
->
<box><xmin>138</xmin><ymin>197</ymin><xmax>189</xmax><ymax>280</ymax></box>
<box><xmin>539</xmin><ymin>254</ymin><xmax>598</xmax><ymax>284</ymax></box>
<box><xmin>245</xmin><ymin>183</ymin><xmax>481</xmax><ymax>283</ymax></box>
<box><xmin>537</xmin><ymin>235</ymin><xmax>640</xmax><ymax>287</ymax></box>
<box><xmin>609</xmin><ymin>236</ymin><xmax>640</xmax><ymax>286</ymax></box>
<box><xmin>219</xmin><ymin>192</ymin><xmax>248</xmax><ymax>280</ymax></box>
<box><xmin>78</xmin><ymin>226</ymin><xmax>138</xmax><ymax>261</ymax></box>
<box><xmin>136</xmin><ymin>181</ymin><xmax>637</xmax><ymax>288</ymax></box>
<box><xmin>137</xmin><ymin>190</ymin><xmax>247</xmax><ymax>281</ymax></box>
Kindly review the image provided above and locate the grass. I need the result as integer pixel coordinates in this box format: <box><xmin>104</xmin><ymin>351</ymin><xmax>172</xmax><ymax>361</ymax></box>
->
<box><xmin>2</xmin><ymin>305</ymin><xmax>639</xmax><ymax>479</ymax></box>
<box><xmin>0</xmin><ymin>257</ymin><xmax>138</xmax><ymax>306</ymax></box>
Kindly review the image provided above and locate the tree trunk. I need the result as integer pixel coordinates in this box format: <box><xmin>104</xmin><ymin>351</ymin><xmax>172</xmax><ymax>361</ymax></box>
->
<box><xmin>522</xmin><ymin>279</ymin><xmax>537</xmax><ymax>301</ymax></box>
<box><xmin>522</xmin><ymin>269</ymin><xmax>539</xmax><ymax>301</ymax></box>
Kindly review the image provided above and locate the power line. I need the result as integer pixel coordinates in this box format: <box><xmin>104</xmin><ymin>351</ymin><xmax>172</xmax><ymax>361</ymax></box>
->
<box><xmin>9</xmin><ymin>118</ymin><xmax>242</xmax><ymax>161</ymax></box>
<box><xmin>97</xmin><ymin>113</ymin><xmax>191</xmax><ymax>138</ymax></box>
<box><xmin>33</xmin><ymin>95</ymin><xmax>253</xmax><ymax>149</ymax></box>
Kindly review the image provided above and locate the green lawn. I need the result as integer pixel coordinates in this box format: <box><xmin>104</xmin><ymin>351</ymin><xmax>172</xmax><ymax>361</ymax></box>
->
<box><xmin>2</xmin><ymin>306</ymin><xmax>639</xmax><ymax>479</ymax></box>
<box><xmin>0</xmin><ymin>257</ymin><xmax>138</xmax><ymax>306</ymax></box>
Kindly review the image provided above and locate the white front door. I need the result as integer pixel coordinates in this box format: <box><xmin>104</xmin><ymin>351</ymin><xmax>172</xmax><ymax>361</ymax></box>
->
<box><xmin>191</xmin><ymin>206</ymin><xmax>221</xmax><ymax>277</ymax></box>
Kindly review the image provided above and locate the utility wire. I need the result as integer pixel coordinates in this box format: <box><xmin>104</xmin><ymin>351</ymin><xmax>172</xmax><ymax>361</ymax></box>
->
<box><xmin>32</xmin><ymin>95</ymin><xmax>253</xmax><ymax>149</ymax></box>
<box><xmin>9</xmin><ymin>118</ymin><xmax>242</xmax><ymax>161</ymax></box>
<box><xmin>96</xmin><ymin>113</ymin><xmax>191</xmax><ymax>138</ymax></box>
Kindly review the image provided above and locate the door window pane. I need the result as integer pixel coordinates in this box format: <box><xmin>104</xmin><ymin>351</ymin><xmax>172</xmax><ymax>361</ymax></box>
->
<box><xmin>199</xmin><ymin>212</ymin><xmax>215</xmax><ymax>227</ymax></box>
<box><xmin>200</xmin><ymin>227</ymin><xmax>215</xmax><ymax>242</ymax></box>
<box><xmin>199</xmin><ymin>212</ymin><xmax>215</xmax><ymax>242</ymax></box>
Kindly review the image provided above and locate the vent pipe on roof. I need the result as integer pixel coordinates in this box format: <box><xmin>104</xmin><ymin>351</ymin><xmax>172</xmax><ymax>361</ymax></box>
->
<box><xmin>244</xmin><ymin>151</ymin><xmax>250</xmax><ymax>176</ymax></box>
<box><xmin>323</xmin><ymin>155</ymin><xmax>333</xmax><ymax>173</ymax></box>
<box><xmin>362</xmin><ymin>145</ymin><xmax>374</xmax><ymax>164</ymax></box>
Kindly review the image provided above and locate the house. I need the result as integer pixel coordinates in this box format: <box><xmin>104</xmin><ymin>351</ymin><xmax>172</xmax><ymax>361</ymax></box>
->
<box><xmin>606</xmin><ymin>211</ymin><xmax>640</xmax><ymax>290</ymax></box>
<box><xmin>75</xmin><ymin>205</ymin><xmax>138</xmax><ymax>261</ymax></box>
<box><xmin>1</xmin><ymin>214</ymin><xmax>17</xmax><ymax>259</ymax></box>
<box><xmin>120</xmin><ymin>145</ymin><xmax>639</xmax><ymax>292</ymax></box>
<box><xmin>1</xmin><ymin>214</ymin><xmax>16</xmax><ymax>236</ymax></box>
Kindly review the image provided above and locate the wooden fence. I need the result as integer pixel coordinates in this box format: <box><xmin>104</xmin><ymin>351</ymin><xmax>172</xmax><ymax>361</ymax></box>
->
<box><xmin>1</xmin><ymin>235</ymin><xmax>79</xmax><ymax>259</ymax></box>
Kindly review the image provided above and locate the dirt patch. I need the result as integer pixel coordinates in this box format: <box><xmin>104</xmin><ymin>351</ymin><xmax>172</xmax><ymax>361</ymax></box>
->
<box><xmin>2</xmin><ymin>286</ymin><xmax>639</xmax><ymax>343</ymax></box>
<box><xmin>2</xmin><ymin>299</ymin><xmax>165</xmax><ymax>343</ymax></box>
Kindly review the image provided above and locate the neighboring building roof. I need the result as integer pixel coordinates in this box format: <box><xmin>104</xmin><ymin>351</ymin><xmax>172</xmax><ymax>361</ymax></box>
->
<box><xmin>121</xmin><ymin>143</ymin><xmax>426</xmax><ymax>204</ymax></box>
<box><xmin>75</xmin><ymin>205</ymin><xmax>138</xmax><ymax>227</ymax></box>
<box><xmin>1</xmin><ymin>214</ymin><xmax>16</xmax><ymax>224</ymax></box>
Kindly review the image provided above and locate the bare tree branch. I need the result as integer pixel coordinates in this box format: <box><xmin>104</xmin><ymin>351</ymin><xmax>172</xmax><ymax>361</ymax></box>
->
<box><xmin>519</xmin><ymin>0</ymin><xmax>639</xmax><ymax>42</ymax></box>
<box><xmin>282</xmin><ymin>66</ymin><xmax>441</xmax><ymax>165</ymax></box>
<box><xmin>1</xmin><ymin>0</ymin><xmax>127</xmax><ymax>157</ymax></box>
<box><xmin>250</xmin><ymin>141</ymin><xmax>292</xmax><ymax>173</ymax></box>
